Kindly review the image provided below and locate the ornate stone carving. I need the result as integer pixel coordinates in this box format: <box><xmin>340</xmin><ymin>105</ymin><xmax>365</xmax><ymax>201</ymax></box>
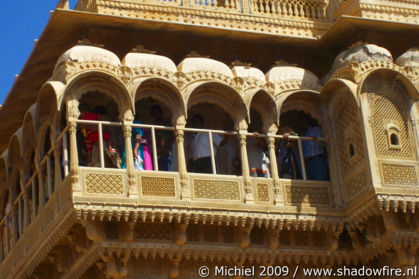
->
<box><xmin>367</xmin><ymin>80</ymin><xmax>416</xmax><ymax>160</ymax></box>
<box><xmin>84</xmin><ymin>173</ymin><xmax>124</xmax><ymax>195</ymax></box>
<box><xmin>140</xmin><ymin>176</ymin><xmax>176</xmax><ymax>197</ymax></box>
<box><xmin>284</xmin><ymin>182</ymin><xmax>330</xmax><ymax>206</ymax></box>
<box><xmin>192</xmin><ymin>179</ymin><xmax>240</xmax><ymax>200</ymax></box>
<box><xmin>344</xmin><ymin>168</ymin><xmax>371</xmax><ymax>200</ymax></box>
<box><xmin>256</xmin><ymin>183</ymin><xmax>270</xmax><ymax>202</ymax></box>
<box><xmin>380</xmin><ymin>163</ymin><xmax>418</xmax><ymax>186</ymax></box>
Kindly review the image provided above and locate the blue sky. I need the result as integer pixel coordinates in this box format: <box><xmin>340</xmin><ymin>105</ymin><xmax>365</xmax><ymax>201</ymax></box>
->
<box><xmin>0</xmin><ymin>1</ymin><xmax>77</xmax><ymax>104</ymax></box>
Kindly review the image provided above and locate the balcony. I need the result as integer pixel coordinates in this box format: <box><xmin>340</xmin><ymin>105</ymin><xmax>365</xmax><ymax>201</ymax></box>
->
<box><xmin>74</xmin><ymin>0</ymin><xmax>332</xmax><ymax>39</ymax></box>
<box><xmin>330</xmin><ymin>0</ymin><xmax>419</xmax><ymax>24</ymax></box>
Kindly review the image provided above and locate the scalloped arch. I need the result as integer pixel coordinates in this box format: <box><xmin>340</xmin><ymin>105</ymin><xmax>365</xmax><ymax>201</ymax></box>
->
<box><xmin>22</xmin><ymin>109</ymin><xmax>36</xmax><ymax>152</ymax></box>
<box><xmin>183</xmin><ymin>81</ymin><xmax>248</xmax><ymax>127</ymax></box>
<box><xmin>130</xmin><ymin>77</ymin><xmax>185</xmax><ymax>119</ymax></box>
<box><xmin>359</xmin><ymin>68</ymin><xmax>419</xmax><ymax>101</ymax></box>
<box><xmin>64</xmin><ymin>70</ymin><xmax>134</xmax><ymax>120</ymax></box>
<box><xmin>244</xmin><ymin>88</ymin><xmax>279</xmax><ymax>130</ymax></box>
<box><xmin>320</xmin><ymin>78</ymin><xmax>359</xmax><ymax>105</ymax></box>
<box><xmin>276</xmin><ymin>90</ymin><xmax>324</xmax><ymax>127</ymax></box>
<box><xmin>36</xmin><ymin>82</ymin><xmax>62</xmax><ymax>128</ymax></box>
<box><xmin>7</xmin><ymin>131</ymin><xmax>23</xmax><ymax>166</ymax></box>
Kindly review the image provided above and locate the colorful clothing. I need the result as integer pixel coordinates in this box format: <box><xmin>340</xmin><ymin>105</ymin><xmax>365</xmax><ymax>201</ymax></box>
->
<box><xmin>247</xmin><ymin>137</ymin><xmax>269</xmax><ymax>178</ymax></box>
<box><xmin>121</xmin><ymin>120</ymin><xmax>153</xmax><ymax>170</ymax></box>
<box><xmin>82</xmin><ymin>112</ymin><xmax>111</xmax><ymax>153</ymax></box>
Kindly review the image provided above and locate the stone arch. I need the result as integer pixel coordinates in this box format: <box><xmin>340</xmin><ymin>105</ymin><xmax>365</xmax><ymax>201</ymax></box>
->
<box><xmin>9</xmin><ymin>166</ymin><xmax>22</xmax><ymax>201</ymax></box>
<box><xmin>276</xmin><ymin>90</ymin><xmax>326</xmax><ymax>132</ymax></box>
<box><xmin>7</xmin><ymin>133</ymin><xmax>22</xmax><ymax>169</ymax></box>
<box><xmin>183</xmin><ymin>81</ymin><xmax>247</xmax><ymax>129</ymax></box>
<box><xmin>36</xmin><ymin>122</ymin><xmax>53</xmax><ymax>162</ymax></box>
<box><xmin>131</xmin><ymin>77</ymin><xmax>185</xmax><ymax>123</ymax></box>
<box><xmin>322</xmin><ymin>79</ymin><xmax>370</xmax><ymax>202</ymax></box>
<box><xmin>36</xmin><ymin>83</ymin><xmax>60</xmax><ymax>129</ymax></box>
<box><xmin>63</xmin><ymin>71</ymin><xmax>133</xmax><ymax>121</ymax></box>
<box><xmin>22</xmin><ymin>111</ymin><xmax>36</xmax><ymax>153</ymax></box>
<box><xmin>245</xmin><ymin>89</ymin><xmax>278</xmax><ymax>132</ymax></box>
<box><xmin>0</xmin><ymin>157</ymin><xmax>8</xmax><ymax>186</ymax></box>
<box><xmin>22</xmin><ymin>112</ymin><xmax>37</xmax><ymax>184</ymax></box>
<box><xmin>359</xmin><ymin>68</ymin><xmax>419</xmax><ymax>101</ymax></box>
<box><xmin>0</xmin><ymin>158</ymin><xmax>8</xmax><ymax>210</ymax></box>
<box><xmin>360</xmin><ymin>69</ymin><xmax>418</xmax><ymax>163</ymax></box>
<box><xmin>321</xmin><ymin>78</ymin><xmax>359</xmax><ymax>105</ymax></box>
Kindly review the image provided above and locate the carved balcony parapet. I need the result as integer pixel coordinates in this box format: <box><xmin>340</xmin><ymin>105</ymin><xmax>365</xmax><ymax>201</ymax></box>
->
<box><xmin>73</xmin><ymin>0</ymin><xmax>331</xmax><ymax>39</ymax></box>
<box><xmin>332</xmin><ymin>0</ymin><xmax>419</xmax><ymax>24</ymax></box>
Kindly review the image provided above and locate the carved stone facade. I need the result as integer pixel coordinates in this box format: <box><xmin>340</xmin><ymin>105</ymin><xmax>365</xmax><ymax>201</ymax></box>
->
<box><xmin>0</xmin><ymin>0</ymin><xmax>419</xmax><ymax>278</ymax></box>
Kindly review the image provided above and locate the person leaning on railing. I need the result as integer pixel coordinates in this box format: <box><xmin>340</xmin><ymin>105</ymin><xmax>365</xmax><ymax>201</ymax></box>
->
<box><xmin>277</xmin><ymin>126</ymin><xmax>299</xmax><ymax>179</ymax></box>
<box><xmin>80</xmin><ymin>106</ymin><xmax>121</xmax><ymax>168</ymax></box>
<box><xmin>247</xmin><ymin>127</ymin><xmax>270</xmax><ymax>178</ymax></box>
<box><xmin>121</xmin><ymin>117</ymin><xmax>152</xmax><ymax>171</ymax></box>
<box><xmin>187</xmin><ymin>114</ymin><xmax>229</xmax><ymax>174</ymax></box>
<box><xmin>299</xmin><ymin>115</ymin><xmax>329</xmax><ymax>181</ymax></box>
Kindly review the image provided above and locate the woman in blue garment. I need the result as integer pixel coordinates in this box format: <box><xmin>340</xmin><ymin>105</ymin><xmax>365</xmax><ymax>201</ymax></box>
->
<box><xmin>121</xmin><ymin>119</ymin><xmax>153</xmax><ymax>170</ymax></box>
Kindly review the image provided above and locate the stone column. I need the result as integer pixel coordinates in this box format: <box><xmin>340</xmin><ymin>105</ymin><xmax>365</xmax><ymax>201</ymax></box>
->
<box><xmin>266</xmin><ymin>133</ymin><xmax>282</xmax><ymax>204</ymax></box>
<box><xmin>123</xmin><ymin>124</ymin><xmax>136</xmax><ymax>195</ymax></box>
<box><xmin>175</xmin><ymin>127</ymin><xmax>190</xmax><ymax>199</ymax></box>
<box><xmin>239</xmin><ymin>130</ymin><xmax>254</xmax><ymax>203</ymax></box>
<box><xmin>68</xmin><ymin>120</ymin><xmax>80</xmax><ymax>188</ymax></box>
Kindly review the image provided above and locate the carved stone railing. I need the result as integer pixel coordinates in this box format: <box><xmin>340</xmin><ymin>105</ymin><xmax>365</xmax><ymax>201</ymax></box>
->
<box><xmin>332</xmin><ymin>0</ymin><xmax>419</xmax><ymax>23</ymax></box>
<box><xmin>74</xmin><ymin>0</ymin><xmax>331</xmax><ymax>39</ymax></box>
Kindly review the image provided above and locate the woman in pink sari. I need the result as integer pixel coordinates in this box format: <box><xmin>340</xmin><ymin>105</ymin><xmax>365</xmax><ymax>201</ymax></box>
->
<box><xmin>121</xmin><ymin>119</ymin><xmax>153</xmax><ymax>170</ymax></box>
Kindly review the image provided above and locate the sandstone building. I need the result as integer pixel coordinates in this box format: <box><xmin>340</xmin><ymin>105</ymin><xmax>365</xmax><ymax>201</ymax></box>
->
<box><xmin>0</xmin><ymin>0</ymin><xmax>418</xmax><ymax>278</ymax></box>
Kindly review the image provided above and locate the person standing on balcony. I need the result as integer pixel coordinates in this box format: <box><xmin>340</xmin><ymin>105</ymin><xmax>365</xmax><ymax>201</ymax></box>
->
<box><xmin>150</xmin><ymin>105</ymin><xmax>173</xmax><ymax>171</ymax></box>
<box><xmin>121</xmin><ymin>115</ymin><xmax>153</xmax><ymax>171</ymax></box>
<box><xmin>277</xmin><ymin>126</ymin><xmax>299</xmax><ymax>179</ymax></box>
<box><xmin>299</xmin><ymin>114</ymin><xmax>329</xmax><ymax>181</ymax></box>
<box><xmin>187</xmin><ymin>114</ymin><xmax>228</xmax><ymax>174</ymax></box>
<box><xmin>247</xmin><ymin>126</ymin><xmax>270</xmax><ymax>178</ymax></box>
<box><xmin>81</xmin><ymin>107</ymin><xmax>121</xmax><ymax>168</ymax></box>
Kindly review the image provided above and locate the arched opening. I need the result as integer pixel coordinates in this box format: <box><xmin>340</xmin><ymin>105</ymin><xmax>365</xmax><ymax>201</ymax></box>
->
<box><xmin>390</xmin><ymin>133</ymin><xmax>399</xmax><ymax>146</ymax></box>
<box><xmin>11</xmin><ymin>171</ymin><xmax>23</xmax><ymax>241</ymax></box>
<box><xmin>184</xmin><ymin>82</ymin><xmax>246</xmax><ymax>175</ymax></box>
<box><xmin>186</xmin><ymin>102</ymin><xmax>235</xmax><ymax>175</ymax></box>
<box><xmin>23</xmin><ymin>150</ymin><xmax>35</xmax><ymax>226</ymax></box>
<box><xmin>247</xmin><ymin>109</ymin><xmax>269</xmax><ymax>178</ymax></box>
<box><xmin>36</xmin><ymin>87</ymin><xmax>58</xmax><ymax>130</ymax></box>
<box><xmin>246</xmin><ymin>89</ymin><xmax>278</xmax><ymax>178</ymax></box>
<box><xmin>39</xmin><ymin>126</ymin><xmax>52</xmax><ymax>203</ymax></box>
<box><xmin>77</xmin><ymin>91</ymin><xmax>122</xmax><ymax>168</ymax></box>
<box><xmin>1</xmin><ymin>190</ymin><xmax>11</xmax><ymax>257</ymax></box>
<box><xmin>131</xmin><ymin>97</ymin><xmax>175</xmax><ymax>171</ymax></box>
<box><xmin>278</xmin><ymin>106</ymin><xmax>330</xmax><ymax>181</ymax></box>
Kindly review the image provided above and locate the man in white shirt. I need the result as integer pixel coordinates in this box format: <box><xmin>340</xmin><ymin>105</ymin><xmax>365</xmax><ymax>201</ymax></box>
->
<box><xmin>188</xmin><ymin>115</ymin><xmax>226</xmax><ymax>173</ymax></box>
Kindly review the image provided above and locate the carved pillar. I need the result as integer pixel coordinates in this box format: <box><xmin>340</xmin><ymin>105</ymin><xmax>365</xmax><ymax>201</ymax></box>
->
<box><xmin>242</xmin><ymin>0</ymin><xmax>251</xmax><ymax>14</ymax></box>
<box><xmin>169</xmin><ymin>257</ymin><xmax>181</xmax><ymax>279</ymax></box>
<box><xmin>266</xmin><ymin>133</ymin><xmax>282</xmax><ymax>204</ymax></box>
<box><xmin>267</xmin><ymin>227</ymin><xmax>279</xmax><ymax>250</ymax></box>
<box><xmin>123</xmin><ymin>124</ymin><xmax>136</xmax><ymax>194</ymax></box>
<box><xmin>175</xmin><ymin>121</ymin><xmax>190</xmax><ymax>199</ymax></box>
<box><xmin>68</xmin><ymin>120</ymin><xmax>80</xmax><ymax>188</ymax></box>
<box><xmin>174</xmin><ymin>222</ymin><xmax>188</xmax><ymax>246</ymax></box>
<box><xmin>239</xmin><ymin>131</ymin><xmax>253</xmax><ymax>203</ymax></box>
